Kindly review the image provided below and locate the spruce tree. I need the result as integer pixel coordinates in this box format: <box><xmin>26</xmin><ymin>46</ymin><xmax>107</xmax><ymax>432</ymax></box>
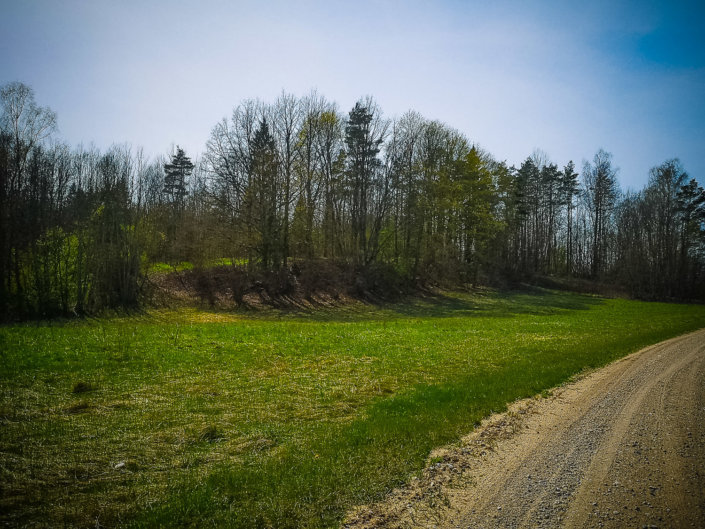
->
<box><xmin>561</xmin><ymin>160</ymin><xmax>579</xmax><ymax>274</ymax></box>
<box><xmin>163</xmin><ymin>146</ymin><xmax>194</xmax><ymax>208</ymax></box>
<box><xmin>345</xmin><ymin>101</ymin><xmax>384</xmax><ymax>264</ymax></box>
<box><xmin>249</xmin><ymin>119</ymin><xmax>281</xmax><ymax>270</ymax></box>
<box><xmin>162</xmin><ymin>146</ymin><xmax>194</xmax><ymax>264</ymax></box>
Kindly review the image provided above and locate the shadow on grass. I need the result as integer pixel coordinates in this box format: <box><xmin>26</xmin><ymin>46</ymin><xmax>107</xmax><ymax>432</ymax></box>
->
<box><xmin>195</xmin><ymin>286</ymin><xmax>606</xmax><ymax>323</ymax></box>
<box><xmin>382</xmin><ymin>287</ymin><xmax>604</xmax><ymax>319</ymax></box>
<box><xmin>126</xmin><ymin>341</ymin><xmax>606</xmax><ymax>529</ymax></box>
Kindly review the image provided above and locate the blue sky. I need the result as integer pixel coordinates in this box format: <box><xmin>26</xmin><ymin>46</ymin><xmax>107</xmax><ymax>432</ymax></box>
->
<box><xmin>1</xmin><ymin>0</ymin><xmax>703</xmax><ymax>189</ymax></box>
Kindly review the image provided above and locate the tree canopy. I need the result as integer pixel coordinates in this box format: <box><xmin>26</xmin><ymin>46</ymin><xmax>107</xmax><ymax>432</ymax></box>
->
<box><xmin>2</xmin><ymin>82</ymin><xmax>704</xmax><ymax>318</ymax></box>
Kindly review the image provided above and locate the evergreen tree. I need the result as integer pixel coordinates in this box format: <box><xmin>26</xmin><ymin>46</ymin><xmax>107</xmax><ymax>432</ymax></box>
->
<box><xmin>561</xmin><ymin>161</ymin><xmax>579</xmax><ymax>274</ymax></box>
<box><xmin>344</xmin><ymin>99</ymin><xmax>387</xmax><ymax>265</ymax></box>
<box><xmin>163</xmin><ymin>146</ymin><xmax>194</xmax><ymax>208</ymax></box>
<box><xmin>514</xmin><ymin>158</ymin><xmax>539</xmax><ymax>274</ymax></box>
<box><xmin>541</xmin><ymin>163</ymin><xmax>562</xmax><ymax>272</ymax></box>
<box><xmin>249</xmin><ymin>118</ymin><xmax>281</xmax><ymax>270</ymax></box>
<box><xmin>676</xmin><ymin>178</ymin><xmax>705</xmax><ymax>297</ymax></box>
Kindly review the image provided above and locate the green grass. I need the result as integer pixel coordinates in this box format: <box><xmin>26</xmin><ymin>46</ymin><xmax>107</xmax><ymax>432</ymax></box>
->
<box><xmin>1</xmin><ymin>288</ymin><xmax>704</xmax><ymax>528</ymax></box>
<box><xmin>146</xmin><ymin>257</ymin><xmax>248</xmax><ymax>274</ymax></box>
<box><xmin>146</xmin><ymin>260</ymin><xmax>195</xmax><ymax>273</ymax></box>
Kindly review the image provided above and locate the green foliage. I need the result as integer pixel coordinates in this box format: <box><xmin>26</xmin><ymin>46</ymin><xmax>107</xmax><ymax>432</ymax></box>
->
<box><xmin>147</xmin><ymin>260</ymin><xmax>195</xmax><ymax>273</ymax></box>
<box><xmin>163</xmin><ymin>147</ymin><xmax>193</xmax><ymax>207</ymax></box>
<box><xmin>26</xmin><ymin>227</ymin><xmax>82</xmax><ymax>315</ymax></box>
<box><xmin>6</xmin><ymin>83</ymin><xmax>703</xmax><ymax>322</ymax></box>
<box><xmin>1</xmin><ymin>289</ymin><xmax>703</xmax><ymax>527</ymax></box>
<box><xmin>86</xmin><ymin>200</ymin><xmax>141</xmax><ymax>311</ymax></box>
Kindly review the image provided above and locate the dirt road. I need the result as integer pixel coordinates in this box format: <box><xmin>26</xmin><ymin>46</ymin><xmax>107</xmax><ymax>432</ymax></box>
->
<box><xmin>345</xmin><ymin>329</ymin><xmax>705</xmax><ymax>528</ymax></box>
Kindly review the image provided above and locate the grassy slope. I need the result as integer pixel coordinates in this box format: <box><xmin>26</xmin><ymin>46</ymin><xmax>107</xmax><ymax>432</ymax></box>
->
<box><xmin>1</xmin><ymin>289</ymin><xmax>704</xmax><ymax>528</ymax></box>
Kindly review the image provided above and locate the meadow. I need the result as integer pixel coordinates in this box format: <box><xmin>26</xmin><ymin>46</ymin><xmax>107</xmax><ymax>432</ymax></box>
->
<box><xmin>1</xmin><ymin>288</ymin><xmax>704</xmax><ymax>528</ymax></box>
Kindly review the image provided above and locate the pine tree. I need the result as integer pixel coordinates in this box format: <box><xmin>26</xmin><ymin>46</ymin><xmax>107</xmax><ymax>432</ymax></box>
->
<box><xmin>675</xmin><ymin>177</ymin><xmax>705</xmax><ymax>297</ymax></box>
<box><xmin>162</xmin><ymin>147</ymin><xmax>194</xmax><ymax>264</ymax></box>
<box><xmin>561</xmin><ymin>161</ymin><xmax>579</xmax><ymax>274</ymax></box>
<box><xmin>541</xmin><ymin>163</ymin><xmax>562</xmax><ymax>272</ymax></box>
<box><xmin>249</xmin><ymin>118</ymin><xmax>281</xmax><ymax>270</ymax></box>
<box><xmin>163</xmin><ymin>146</ymin><xmax>194</xmax><ymax>208</ymax></box>
<box><xmin>345</xmin><ymin>100</ymin><xmax>385</xmax><ymax>264</ymax></box>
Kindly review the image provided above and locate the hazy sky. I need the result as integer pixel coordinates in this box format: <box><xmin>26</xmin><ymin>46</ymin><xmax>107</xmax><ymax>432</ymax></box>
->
<box><xmin>1</xmin><ymin>0</ymin><xmax>703</xmax><ymax>189</ymax></box>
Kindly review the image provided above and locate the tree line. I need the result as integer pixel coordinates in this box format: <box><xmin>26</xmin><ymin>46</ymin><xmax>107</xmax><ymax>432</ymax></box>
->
<box><xmin>1</xmin><ymin>82</ymin><xmax>704</xmax><ymax>318</ymax></box>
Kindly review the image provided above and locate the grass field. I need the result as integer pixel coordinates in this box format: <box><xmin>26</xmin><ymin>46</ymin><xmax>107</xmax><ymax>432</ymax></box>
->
<box><xmin>1</xmin><ymin>288</ymin><xmax>704</xmax><ymax>528</ymax></box>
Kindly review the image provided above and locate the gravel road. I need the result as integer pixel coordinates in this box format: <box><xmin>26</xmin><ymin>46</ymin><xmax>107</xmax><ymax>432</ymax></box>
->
<box><xmin>344</xmin><ymin>329</ymin><xmax>705</xmax><ymax>529</ymax></box>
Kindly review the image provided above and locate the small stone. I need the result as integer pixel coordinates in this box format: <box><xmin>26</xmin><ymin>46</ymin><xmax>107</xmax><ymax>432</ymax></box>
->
<box><xmin>114</xmin><ymin>461</ymin><xmax>125</xmax><ymax>469</ymax></box>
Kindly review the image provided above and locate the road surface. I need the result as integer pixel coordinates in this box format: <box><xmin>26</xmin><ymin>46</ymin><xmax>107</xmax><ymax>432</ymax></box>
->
<box><xmin>345</xmin><ymin>329</ymin><xmax>705</xmax><ymax>528</ymax></box>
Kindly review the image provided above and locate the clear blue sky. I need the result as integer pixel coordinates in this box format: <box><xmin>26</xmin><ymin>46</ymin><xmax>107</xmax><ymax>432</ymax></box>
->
<box><xmin>1</xmin><ymin>0</ymin><xmax>703</xmax><ymax>189</ymax></box>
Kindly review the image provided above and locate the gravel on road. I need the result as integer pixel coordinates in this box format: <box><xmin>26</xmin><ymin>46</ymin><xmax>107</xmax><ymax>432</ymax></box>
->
<box><xmin>344</xmin><ymin>329</ymin><xmax>705</xmax><ymax>529</ymax></box>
